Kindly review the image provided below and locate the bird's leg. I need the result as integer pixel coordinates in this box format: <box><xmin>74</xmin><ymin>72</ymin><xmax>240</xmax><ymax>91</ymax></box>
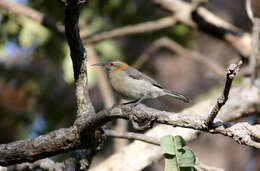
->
<box><xmin>122</xmin><ymin>100</ymin><xmax>139</xmax><ymax>105</ymax></box>
<box><xmin>123</xmin><ymin>97</ymin><xmax>145</xmax><ymax>106</ymax></box>
<box><xmin>134</xmin><ymin>97</ymin><xmax>145</xmax><ymax>105</ymax></box>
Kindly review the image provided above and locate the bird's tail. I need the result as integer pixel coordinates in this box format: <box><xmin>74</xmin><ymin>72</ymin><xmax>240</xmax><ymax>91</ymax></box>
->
<box><xmin>164</xmin><ymin>90</ymin><xmax>191</xmax><ymax>103</ymax></box>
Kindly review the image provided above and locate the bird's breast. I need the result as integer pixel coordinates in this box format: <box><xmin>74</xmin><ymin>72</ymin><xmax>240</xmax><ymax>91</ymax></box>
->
<box><xmin>109</xmin><ymin>71</ymin><xmax>134</xmax><ymax>99</ymax></box>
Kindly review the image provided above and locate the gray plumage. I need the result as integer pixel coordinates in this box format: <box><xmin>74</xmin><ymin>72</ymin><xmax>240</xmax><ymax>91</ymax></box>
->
<box><xmin>93</xmin><ymin>61</ymin><xmax>190</xmax><ymax>103</ymax></box>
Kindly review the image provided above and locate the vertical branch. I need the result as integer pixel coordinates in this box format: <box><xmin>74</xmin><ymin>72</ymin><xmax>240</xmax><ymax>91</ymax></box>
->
<box><xmin>64</xmin><ymin>1</ymin><xmax>95</xmax><ymax>126</ymax></box>
<box><xmin>63</xmin><ymin>1</ymin><xmax>97</xmax><ymax>168</ymax></box>
<box><xmin>246</xmin><ymin>0</ymin><xmax>254</xmax><ymax>22</ymax></box>
<box><xmin>249</xmin><ymin>19</ymin><xmax>260</xmax><ymax>83</ymax></box>
<box><xmin>64</xmin><ymin>3</ymin><xmax>84</xmax><ymax>81</ymax></box>
<box><xmin>205</xmin><ymin>61</ymin><xmax>242</xmax><ymax>126</ymax></box>
<box><xmin>246</xmin><ymin>0</ymin><xmax>260</xmax><ymax>84</ymax></box>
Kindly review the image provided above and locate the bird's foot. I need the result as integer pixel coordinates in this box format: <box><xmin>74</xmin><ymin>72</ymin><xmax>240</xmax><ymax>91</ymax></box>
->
<box><xmin>130</xmin><ymin>113</ymin><xmax>156</xmax><ymax>131</ymax></box>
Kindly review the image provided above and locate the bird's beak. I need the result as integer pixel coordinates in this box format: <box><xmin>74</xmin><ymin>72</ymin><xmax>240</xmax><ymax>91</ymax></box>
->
<box><xmin>91</xmin><ymin>63</ymin><xmax>105</xmax><ymax>67</ymax></box>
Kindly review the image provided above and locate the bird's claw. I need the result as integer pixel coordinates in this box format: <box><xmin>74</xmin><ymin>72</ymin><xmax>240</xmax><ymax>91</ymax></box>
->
<box><xmin>130</xmin><ymin>113</ymin><xmax>156</xmax><ymax>130</ymax></box>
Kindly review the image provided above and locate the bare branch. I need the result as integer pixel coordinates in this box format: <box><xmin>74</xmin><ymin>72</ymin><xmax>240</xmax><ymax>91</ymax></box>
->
<box><xmin>205</xmin><ymin>61</ymin><xmax>243</xmax><ymax>125</ymax></box>
<box><xmin>64</xmin><ymin>1</ymin><xmax>95</xmax><ymax>126</ymax></box>
<box><xmin>86</xmin><ymin>99</ymin><xmax>260</xmax><ymax>148</ymax></box>
<box><xmin>133</xmin><ymin>37</ymin><xmax>225</xmax><ymax>78</ymax></box>
<box><xmin>0</xmin><ymin>0</ymin><xmax>65</xmax><ymax>38</ymax></box>
<box><xmin>132</xmin><ymin>38</ymin><xmax>163</xmax><ymax>69</ymax></box>
<box><xmin>246</xmin><ymin>0</ymin><xmax>254</xmax><ymax>22</ymax></box>
<box><xmin>83</xmin><ymin>16</ymin><xmax>177</xmax><ymax>44</ymax></box>
<box><xmin>154</xmin><ymin>0</ymin><xmax>251</xmax><ymax>58</ymax></box>
<box><xmin>6</xmin><ymin>159</ymin><xmax>64</xmax><ymax>171</ymax></box>
<box><xmin>105</xmin><ymin>130</ymin><xmax>160</xmax><ymax>146</ymax></box>
<box><xmin>247</xmin><ymin>0</ymin><xmax>260</xmax><ymax>84</ymax></box>
<box><xmin>0</xmin><ymin>127</ymin><xmax>84</xmax><ymax>166</ymax></box>
<box><xmin>249</xmin><ymin>18</ymin><xmax>260</xmax><ymax>83</ymax></box>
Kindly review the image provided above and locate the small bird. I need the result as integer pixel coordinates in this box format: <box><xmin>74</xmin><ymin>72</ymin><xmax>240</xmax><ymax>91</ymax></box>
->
<box><xmin>92</xmin><ymin>61</ymin><xmax>190</xmax><ymax>104</ymax></box>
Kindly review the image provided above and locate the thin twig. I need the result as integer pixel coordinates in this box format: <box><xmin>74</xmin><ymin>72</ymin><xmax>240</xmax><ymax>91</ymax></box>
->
<box><xmin>246</xmin><ymin>0</ymin><xmax>260</xmax><ymax>84</ymax></box>
<box><xmin>83</xmin><ymin>16</ymin><xmax>177</xmax><ymax>44</ymax></box>
<box><xmin>133</xmin><ymin>38</ymin><xmax>164</xmax><ymax>69</ymax></box>
<box><xmin>105</xmin><ymin>129</ymin><xmax>160</xmax><ymax>146</ymax></box>
<box><xmin>205</xmin><ymin>61</ymin><xmax>243</xmax><ymax>125</ymax></box>
<box><xmin>133</xmin><ymin>37</ymin><xmax>225</xmax><ymax>78</ymax></box>
<box><xmin>249</xmin><ymin>18</ymin><xmax>260</xmax><ymax>84</ymax></box>
<box><xmin>246</xmin><ymin>0</ymin><xmax>254</xmax><ymax>22</ymax></box>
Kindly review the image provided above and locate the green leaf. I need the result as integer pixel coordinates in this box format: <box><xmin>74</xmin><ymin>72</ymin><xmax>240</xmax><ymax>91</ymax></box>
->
<box><xmin>164</xmin><ymin>156</ymin><xmax>178</xmax><ymax>171</ymax></box>
<box><xmin>173</xmin><ymin>136</ymin><xmax>186</xmax><ymax>151</ymax></box>
<box><xmin>178</xmin><ymin>147</ymin><xmax>196</xmax><ymax>167</ymax></box>
<box><xmin>160</xmin><ymin>135</ymin><xmax>175</xmax><ymax>155</ymax></box>
<box><xmin>160</xmin><ymin>135</ymin><xmax>196</xmax><ymax>171</ymax></box>
<box><xmin>160</xmin><ymin>135</ymin><xmax>186</xmax><ymax>156</ymax></box>
<box><xmin>181</xmin><ymin>167</ymin><xmax>197</xmax><ymax>171</ymax></box>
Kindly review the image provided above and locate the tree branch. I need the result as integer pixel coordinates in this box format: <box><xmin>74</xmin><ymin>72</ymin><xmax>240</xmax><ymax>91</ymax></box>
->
<box><xmin>205</xmin><ymin>61</ymin><xmax>243</xmax><ymax>125</ymax></box>
<box><xmin>89</xmin><ymin>102</ymin><xmax>260</xmax><ymax>148</ymax></box>
<box><xmin>82</xmin><ymin>16</ymin><xmax>177</xmax><ymax>44</ymax></box>
<box><xmin>154</xmin><ymin>0</ymin><xmax>251</xmax><ymax>58</ymax></box>
<box><xmin>5</xmin><ymin>158</ymin><xmax>64</xmax><ymax>171</ymax></box>
<box><xmin>249</xmin><ymin>17</ymin><xmax>260</xmax><ymax>83</ymax></box>
<box><xmin>0</xmin><ymin>0</ymin><xmax>65</xmax><ymax>38</ymax></box>
<box><xmin>0</xmin><ymin>128</ymin><xmax>84</xmax><ymax>166</ymax></box>
<box><xmin>133</xmin><ymin>37</ymin><xmax>225</xmax><ymax>78</ymax></box>
<box><xmin>105</xmin><ymin>129</ymin><xmax>160</xmax><ymax>146</ymax></box>
<box><xmin>64</xmin><ymin>1</ymin><xmax>95</xmax><ymax>126</ymax></box>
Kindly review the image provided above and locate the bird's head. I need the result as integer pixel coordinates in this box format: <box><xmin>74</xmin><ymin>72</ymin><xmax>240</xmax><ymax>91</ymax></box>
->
<box><xmin>92</xmin><ymin>61</ymin><xmax>129</xmax><ymax>72</ymax></box>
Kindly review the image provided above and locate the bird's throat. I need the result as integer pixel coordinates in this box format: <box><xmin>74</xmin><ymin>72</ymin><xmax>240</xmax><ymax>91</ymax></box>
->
<box><xmin>113</xmin><ymin>64</ymin><xmax>128</xmax><ymax>71</ymax></box>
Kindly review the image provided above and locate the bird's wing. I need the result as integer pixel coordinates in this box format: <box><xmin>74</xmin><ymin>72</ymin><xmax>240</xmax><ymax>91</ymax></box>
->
<box><xmin>125</xmin><ymin>67</ymin><xmax>164</xmax><ymax>88</ymax></box>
